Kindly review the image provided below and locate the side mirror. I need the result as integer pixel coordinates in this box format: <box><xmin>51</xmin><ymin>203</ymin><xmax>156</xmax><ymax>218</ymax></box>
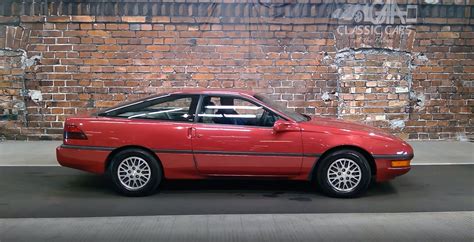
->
<box><xmin>273</xmin><ymin>120</ymin><xmax>300</xmax><ymax>133</ymax></box>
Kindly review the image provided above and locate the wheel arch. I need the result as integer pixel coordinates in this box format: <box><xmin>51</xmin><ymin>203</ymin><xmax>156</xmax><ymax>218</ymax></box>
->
<box><xmin>309</xmin><ymin>145</ymin><xmax>376</xmax><ymax>181</ymax></box>
<box><xmin>105</xmin><ymin>145</ymin><xmax>164</xmax><ymax>175</ymax></box>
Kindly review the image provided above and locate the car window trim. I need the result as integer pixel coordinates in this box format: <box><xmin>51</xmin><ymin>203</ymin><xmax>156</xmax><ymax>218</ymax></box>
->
<box><xmin>193</xmin><ymin>121</ymin><xmax>274</xmax><ymax>130</ymax></box>
<box><xmin>100</xmin><ymin>94</ymin><xmax>171</xmax><ymax>115</ymax></box>
<box><xmin>194</xmin><ymin>94</ymin><xmax>204</xmax><ymax>123</ymax></box>
<box><xmin>104</xmin><ymin>115</ymin><xmax>199</xmax><ymax>124</ymax></box>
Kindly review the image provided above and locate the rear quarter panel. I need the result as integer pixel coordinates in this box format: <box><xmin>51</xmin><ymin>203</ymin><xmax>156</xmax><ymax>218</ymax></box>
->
<box><xmin>64</xmin><ymin>117</ymin><xmax>199</xmax><ymax>178</ymax></box>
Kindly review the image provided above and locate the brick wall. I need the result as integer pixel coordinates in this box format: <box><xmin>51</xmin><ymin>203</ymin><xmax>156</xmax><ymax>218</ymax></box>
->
<box><xmin>0</xmin><ymin>0</ymin><xmax>472</xmax><ymax>140</ymax></box>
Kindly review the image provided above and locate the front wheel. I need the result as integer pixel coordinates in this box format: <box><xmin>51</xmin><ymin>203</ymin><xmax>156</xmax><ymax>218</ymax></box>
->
<box><xmin>108</xmin><ymin>149</ymin><xmax>162</xmax><ymax>197</ymax></box>
<box><xmin>316</xmin><ymin>150</ymin><xmax>371</xmax><ymax>198</ymax></box>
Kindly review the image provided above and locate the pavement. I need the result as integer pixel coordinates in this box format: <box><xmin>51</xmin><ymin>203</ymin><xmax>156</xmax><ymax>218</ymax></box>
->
<box><xmin>1</xmin><ymin>212</ymin><xmax>472</xmax><ymax>242</ymax></box>
<box><xmin>0</xmin><ymin>165</ymin><xmax>472</xmax><ymax>218</ymax></box>
<box><xmin>0</xmin><ymin>140</ymin><xmax>473</xmax><ymax>241</ymax></box>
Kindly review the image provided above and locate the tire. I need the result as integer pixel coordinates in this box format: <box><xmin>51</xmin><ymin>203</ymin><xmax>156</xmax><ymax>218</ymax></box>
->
<box><xmin>316</xmin><ymin>149</ymin><xmax>371</xmax><ymax>198</ymax></box>
<box><xmin>108</xmin><ymin>148</ymin><xmax>162</xmax><ymax>197</ymax></box>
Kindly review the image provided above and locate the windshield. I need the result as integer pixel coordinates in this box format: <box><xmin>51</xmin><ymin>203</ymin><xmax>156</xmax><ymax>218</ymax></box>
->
<box><xmin>254</xmin><ymin>94</ymin><xmax>309</xmax><ymax>122</ymax></box>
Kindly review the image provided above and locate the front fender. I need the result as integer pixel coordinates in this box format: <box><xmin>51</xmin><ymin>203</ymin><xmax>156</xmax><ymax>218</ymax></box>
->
<box><xmin>302</xmin><ymin>130</ymin><xmax>412</xmax><ymax>159</ymax></box>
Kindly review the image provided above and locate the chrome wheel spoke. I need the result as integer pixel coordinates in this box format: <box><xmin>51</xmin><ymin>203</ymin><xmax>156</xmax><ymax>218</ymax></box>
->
<box><xmin>139</xmin><ymin>176</ymin><xmax>147</xmax><ymax>183</ymax></box>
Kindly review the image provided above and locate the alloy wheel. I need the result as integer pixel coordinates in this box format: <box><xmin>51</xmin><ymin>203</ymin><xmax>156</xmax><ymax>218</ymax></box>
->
<box><xmin>117</xmin><ymin>156</ymin><xmax>152</xmax><ymax>191</ymax></box>
<box><xmin>327</xmin><ymin>158</ymin><xmax>362</xmax><ymax>192</ymax></box>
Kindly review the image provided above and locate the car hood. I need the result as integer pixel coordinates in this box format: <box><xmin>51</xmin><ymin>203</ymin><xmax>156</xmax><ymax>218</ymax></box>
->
<box><xmin>300</xmin><ymin>117</ymin><xmax>401</xmax><ymax>141</ymax></box>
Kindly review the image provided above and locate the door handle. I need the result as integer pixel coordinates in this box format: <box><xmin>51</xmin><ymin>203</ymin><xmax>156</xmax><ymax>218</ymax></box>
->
<box><xmin>187</xmin><ymin>127</ymin><xmax>196</xmax><ymax>139</ymax></box>
<box><xmin>187</xmin><ymin>127</ymin><xmax>202</xmax><ymax>138</ymax></box>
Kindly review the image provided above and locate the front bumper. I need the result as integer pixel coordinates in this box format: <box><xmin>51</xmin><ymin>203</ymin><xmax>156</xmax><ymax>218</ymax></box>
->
<box><xmin>56</xmin><ymin>145</ymin><xmax>110</xmax><ymax>174</ymax></box>
<box><xmin>374</xmin><ymin>154</ymin><xmax>413</xmax><ymax>182</ymax></box>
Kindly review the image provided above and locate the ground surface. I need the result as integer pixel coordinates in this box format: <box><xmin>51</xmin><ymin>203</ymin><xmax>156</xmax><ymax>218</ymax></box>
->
<box><xmin>1</xmin><ymin>212</ymin><xmax>472</xmax><ymax>242</ymax></box>
<box><xmin>1</xmin><ymin>141</ymin><xmax>472</xmax><ymax>241</ymax></box>
<box><xmin>0</xmin><ymin>165</ymin><xmax>472</xmax><ymax>218</ymax></box>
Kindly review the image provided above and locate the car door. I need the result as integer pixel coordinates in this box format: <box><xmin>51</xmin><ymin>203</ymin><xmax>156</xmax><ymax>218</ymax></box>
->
<box><xmin>191</xmin><ymin>95</ymin><xmax>303</xmax><ymax>176</ymax></box>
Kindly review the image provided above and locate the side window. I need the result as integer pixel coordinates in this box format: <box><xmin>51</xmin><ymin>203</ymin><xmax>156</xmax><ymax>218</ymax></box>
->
<box><xmin>108</xmin><ymin>95</ymin><xmax>198</xmax><ymax>122</ymax></box>
<box><xmin>198</xmin><ymin>96</ymin><xmax>281</xmax><ymax>127</ymax></box>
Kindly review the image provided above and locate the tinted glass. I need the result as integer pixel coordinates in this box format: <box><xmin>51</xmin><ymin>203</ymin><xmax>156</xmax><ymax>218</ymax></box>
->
<box><xmin>198</xmin><ymin>96</ymin><xmax>280</xmax><ymax>127</ymax></box>
<box><xmin>101</xmin><ymin>94</ymin><xmax>199</xmax><ymax>122</ymax></box>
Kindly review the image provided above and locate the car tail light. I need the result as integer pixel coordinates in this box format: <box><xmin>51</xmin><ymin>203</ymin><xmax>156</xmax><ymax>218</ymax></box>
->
<box><xmin>391</xmin><ymin>160</ymin><xmax>410</xmax><ymax>167</ymax></box>
<box><xmin>64</xmin><ymin>124</ymin><xmax>87</xmax><ymax>140</ymax></box>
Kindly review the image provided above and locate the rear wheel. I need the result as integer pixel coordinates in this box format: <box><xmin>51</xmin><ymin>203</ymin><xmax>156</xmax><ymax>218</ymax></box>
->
<box><xmin>108</xmin><ymin>149</ymin><xmax>162</xmax><ymax>196</ymax></box>
<box><xmin>316</xmin><ymin>150</ymin><xmax>371</xmax><ymax>198</ymax></box>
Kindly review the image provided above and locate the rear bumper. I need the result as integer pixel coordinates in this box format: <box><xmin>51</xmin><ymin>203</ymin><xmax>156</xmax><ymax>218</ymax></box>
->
<box><xmin>56</xmin><ymin>145</ymin><xmax>110</xmax><ymax>174</ymax></box>
<box><xmin>374</xmin><ymin>154</ymin><xmax>413</xmax><ymax>182</ymax></box>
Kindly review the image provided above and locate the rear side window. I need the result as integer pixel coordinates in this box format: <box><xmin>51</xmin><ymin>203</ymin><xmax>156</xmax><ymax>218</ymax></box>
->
<box><xmin>100</xmin><ymin>94</ymin><xmax>199</xmax><ymax>122</ymax></box>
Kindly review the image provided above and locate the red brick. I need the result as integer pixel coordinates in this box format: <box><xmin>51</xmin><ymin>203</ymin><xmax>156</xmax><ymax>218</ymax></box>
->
<box><xmin>146</xmin><ymin>45</ymin><xmax>170</xmax><ymax>51</ymax></box>
<box><xmin>46</xmin><ymin>16</ymin><xmax>71</xmax><ymax>23</ymax></box>
<box><xmin>151</xmin><ymin>17</ymin><xmax>170</xmax><ymax>23</ymax></box>
<box><xmin>192</xmin><ymin>74</ymin><xmax>215</xmax><ymax>80</ymax></box>
<box><xmin>72</xmin><ymin>16</ymin><xmax>95</xmax><ymax>22</ymax></box>
<box><xmin>95</xmin><ymin>16</ymin><xmax>121</xmax><ymax>23</ymax></box>
<box><xmin>97</xmin><ymin>45</ymin><xmax>121</xmax><ymax>51</ymax></box>
<box><xmin>48</xmin><ymin>45</ymin><xmax>73</xmax><ymax>51</ymax></box>
<box><xmin>87</xmin><ymin>30</ymin><xmax>110</xmax><ymax>37</ymax></box>
<box><xmin>83</xmin><ymin>59</ymin><xmax>109</xmax><ymax>65</ymax></box>
<box><xmin>121</xmin><ymin>16</ymin><xmax>146</xmax><ymax>23</ymax></box>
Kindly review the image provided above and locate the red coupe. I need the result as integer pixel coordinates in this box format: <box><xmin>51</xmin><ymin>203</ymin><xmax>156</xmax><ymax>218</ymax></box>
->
<box><xmin>56</xmin><ymin>89</ymin><xmax>413</xmax><ymax>198</ymax></box>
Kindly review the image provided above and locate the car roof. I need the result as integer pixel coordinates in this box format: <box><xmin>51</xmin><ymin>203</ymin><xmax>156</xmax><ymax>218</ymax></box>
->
<box><xmin>169</xmin><ymin>89</ymin><xmax>257</xmax><ymax>97</ymax></box>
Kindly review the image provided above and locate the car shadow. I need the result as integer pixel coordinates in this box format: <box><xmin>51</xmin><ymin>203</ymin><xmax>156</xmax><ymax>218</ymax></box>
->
<box><xmin>160</xmin><ymin>179</ymin><xmax>400</xmax><ymax>198</ymax></box>
<box><xmin>63</xmin><ymin>173</ymin><xmax>400</xmax><ymax>199</ymax></box>
<box><xmin>366</xmin><ymin>181</ymin><xmax>399</xmax><ymax>197</ymax></box>
<box><xmin>160</xmin><ymin>179</ymin><xmax>313</xmax><ymax>192</ymax></box>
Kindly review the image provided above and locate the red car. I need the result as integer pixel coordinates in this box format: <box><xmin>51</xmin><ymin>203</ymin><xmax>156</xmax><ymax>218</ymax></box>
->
<box><xmin>56</xmin><ymin>89</ymin><xmax>413</xmax><ymax>198</ymax></box>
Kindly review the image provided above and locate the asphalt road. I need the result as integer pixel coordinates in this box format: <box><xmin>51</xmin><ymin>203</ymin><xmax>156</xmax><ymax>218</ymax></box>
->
<box><xmin>0</xmin><ymin>165</ymin><xmax>473</xmax><ymax>218</ymax></box>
